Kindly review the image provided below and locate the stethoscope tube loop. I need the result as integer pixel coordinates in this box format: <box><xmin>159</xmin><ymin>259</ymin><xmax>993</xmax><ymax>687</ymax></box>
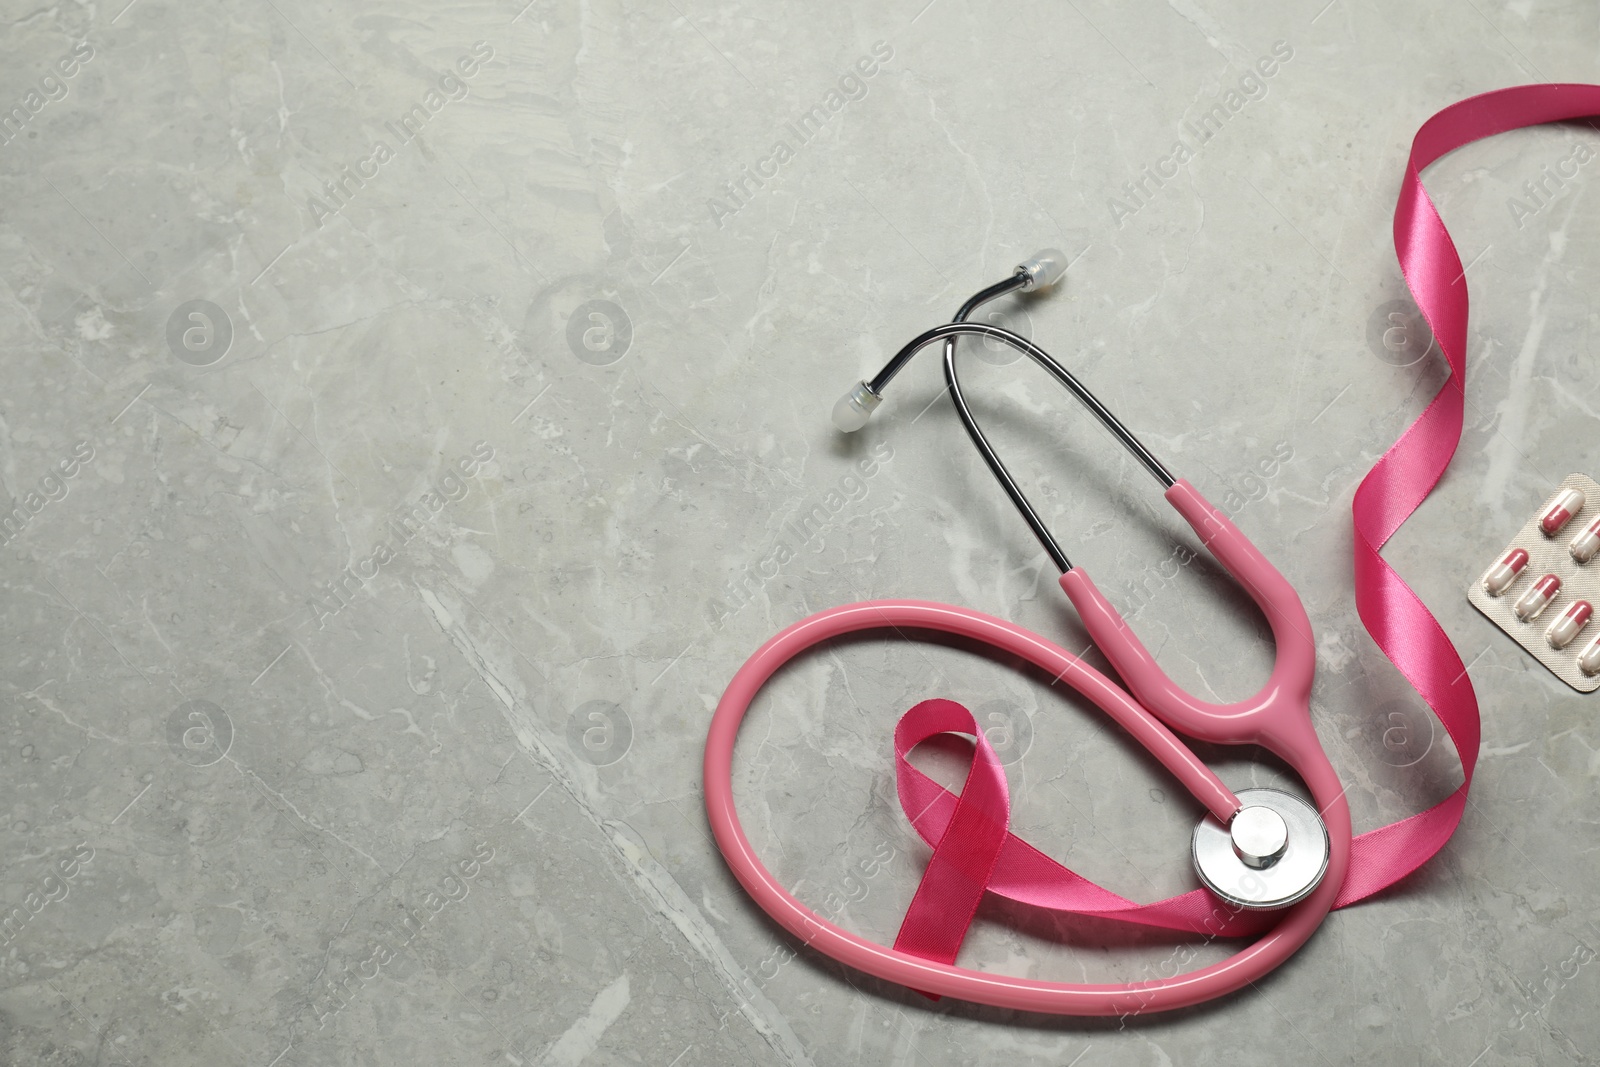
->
<box><xmin>703</xmin><ymin>599</ymin><xmax>1348</xmax><ymax>1015</ymax></box>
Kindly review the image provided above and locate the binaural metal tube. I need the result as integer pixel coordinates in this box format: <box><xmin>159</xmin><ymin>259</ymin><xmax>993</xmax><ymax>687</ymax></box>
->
<box><xmin>874</xmin><ymin>320</ymin><xmax>1177</xmax><ymax>572</ymax></box>
<box><xmin>859</xmin><ymin>247</ymin><xmax>1069</xmax><ymax>397</ymax></box>
<box><xmin>836</xmin><ymin>253</ymin><xmax>1173</xmax><ymax>573</ymax></box>
<box><xmin>941</xmin><ymin>276</ymin><xmax>1071</xmax><ymax>572</ymax></box>
<box><xmin>866</xmin><ymin>273</ymin><xmax>1030</xmax><ymax>396</ymax></box>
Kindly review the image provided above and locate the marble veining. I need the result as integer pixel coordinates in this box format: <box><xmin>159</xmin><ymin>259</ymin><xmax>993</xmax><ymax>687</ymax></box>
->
<box><xmin>1</xmin><ymin>0</ymin><xmax>1598</xmax><ymax>1064</ymax></box>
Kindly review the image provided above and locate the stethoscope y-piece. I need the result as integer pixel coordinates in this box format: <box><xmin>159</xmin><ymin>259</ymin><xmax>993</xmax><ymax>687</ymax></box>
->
<box><xmin>706</xmin><ymin>254</ymin><xmax>1350</xmax><ymax>1014</ymax></box>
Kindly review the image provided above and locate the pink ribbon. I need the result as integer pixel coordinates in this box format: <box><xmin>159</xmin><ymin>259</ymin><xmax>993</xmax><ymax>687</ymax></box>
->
<box><xmin>892</xmin><ymin>699</ymin><xmax>1274</xmax><ymax>957</ymax></box>
<box><xmin>1341</xmin><ymin>83</ymin><xmax>1600</xmax><ymax>904</ymax></box>
<box><xmin>893</xmin><ymin>86</ymin><xmax>1600</xmax><ymax>966</ymax></box>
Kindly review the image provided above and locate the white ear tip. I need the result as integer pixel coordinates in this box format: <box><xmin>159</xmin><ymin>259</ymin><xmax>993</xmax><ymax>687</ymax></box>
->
<box><xmin>832</xmin><ymin>381</ymin><xmax>882</xmax><ymax>433</ymax></box>
<box><xmin>1017</xmin><ymin>248</ymin><xmax>1069</xmax><ymax>290</ymax></box>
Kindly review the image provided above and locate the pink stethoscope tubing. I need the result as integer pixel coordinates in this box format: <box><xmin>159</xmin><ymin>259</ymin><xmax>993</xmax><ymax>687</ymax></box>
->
<box><xmin>704</xmin><ymin>481</ymin><xmax>1353</xmax><ymax>1016</ymax></box>
<box><xmin>705</xmin><ymin>84</ymin><xmax>1600</xmax><ymax>1015</ymax></box>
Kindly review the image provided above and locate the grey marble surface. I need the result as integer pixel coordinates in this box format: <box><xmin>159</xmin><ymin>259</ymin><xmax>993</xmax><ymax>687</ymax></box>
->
<box><xmin>1</xmin><ymin>0</ymin><xmax>1598</xmax><ymax>1064</ymax></box>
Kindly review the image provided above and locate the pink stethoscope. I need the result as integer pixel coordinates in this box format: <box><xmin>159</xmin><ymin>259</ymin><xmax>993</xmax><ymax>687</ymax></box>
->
<box><xmin>705</xmin><ymin>84</ymin><xmax>1600</xmax><ymax>1019</ymax></box>
<box><xmin>703</xmin><ymin>250</ymin><xmax>1348</xmax><ymax>1015</ymax></box>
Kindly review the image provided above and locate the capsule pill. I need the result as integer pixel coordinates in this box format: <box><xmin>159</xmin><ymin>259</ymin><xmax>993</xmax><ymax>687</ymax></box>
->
<box><xmin>1513</xmin><ymin>574</ymin><xmax>1562</xmax><ymax>622</ymax></box>
<box><xmin>1482</xmin><ymin>548</ymin><xmax>1530</xmax><ymax>596</ymax></box>
<box><xmin>1547</xmin><ymin>600</ymin><xmax>1593</xmax><ymax>650</ymax></box>
<box><xmin>1541</xmin><ymin>488</ymin><xmax>1586</xmax><ymax>537</ymax></box>
<box><xmin>1579</xmin><ymin>635</ymin><xmax>1600</xmax><ymax>677</ymax></box>
<box><xmin>1570</xmin><ymin>517</ymin><xmax>1600</xmax><ymax>565</ymax></box>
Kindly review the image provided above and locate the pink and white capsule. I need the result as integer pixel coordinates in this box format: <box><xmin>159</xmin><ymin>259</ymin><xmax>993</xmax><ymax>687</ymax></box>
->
<box><xmin>1482</xmin><ymin>547</ymin><xmax>1530</xmax><ymax>596</ymax></box>
<box><xmin>1513</xmin><ymin>574</ymin><xmax>1562</xmax><ymax>622</ymax></box>
<box><xmin>1579</xmin><ymin>635</ymin><xmax>1600</xmax><ymax>677</ymax></box>
<box><xmin>1570</xmin><ymin>517</ymin><xmax>1600</xmax><ymax>565</ymax></box>
<box><xmin>1546</xmin><ymin>600</ymin><xmax>1593</xmax><ymax>650</ymax></box>
<box><xmin>1541</xmin><ymin>488</ymin><xmax>1585</xmax><ymax>537</ymax></box>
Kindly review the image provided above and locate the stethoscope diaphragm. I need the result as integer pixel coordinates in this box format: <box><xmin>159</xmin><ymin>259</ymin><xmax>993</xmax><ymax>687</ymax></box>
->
<box><xmin>1192</xmin><ymin>787</ymin><xmax>1331</xmax><ymax>911</ymax></box>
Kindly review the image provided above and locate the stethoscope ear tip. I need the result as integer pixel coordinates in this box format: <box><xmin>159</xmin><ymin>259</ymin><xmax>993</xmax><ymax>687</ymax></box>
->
<box><xmin>1016</xmin><ymin>248</ymin><xmax>1070</xmax><ymax>291</ymax></box>
<box><xmin>832</xmin><ymin>380</ymin><xmax>882</xmax><ymax>433</ymax></box>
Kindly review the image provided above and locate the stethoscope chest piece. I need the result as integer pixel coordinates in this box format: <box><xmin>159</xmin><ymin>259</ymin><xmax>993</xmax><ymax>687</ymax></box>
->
<box><xmin>1192</xmin><ymin>788</ymin><xmax>1330</xmax><ymax>910</ymax></box>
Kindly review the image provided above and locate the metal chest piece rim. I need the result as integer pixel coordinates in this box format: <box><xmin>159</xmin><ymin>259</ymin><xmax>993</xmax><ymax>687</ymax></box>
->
<box><xmin>1192</xmin><ymin>787</ymin><xmax>1330</xmax><ymax>911</ymax></box>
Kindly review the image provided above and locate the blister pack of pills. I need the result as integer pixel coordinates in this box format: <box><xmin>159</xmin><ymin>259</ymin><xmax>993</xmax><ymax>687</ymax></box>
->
<box><xmin>1468</xmin><ymin>474</ymin><xmax>1600</xmax><ymax>692</ymax></box>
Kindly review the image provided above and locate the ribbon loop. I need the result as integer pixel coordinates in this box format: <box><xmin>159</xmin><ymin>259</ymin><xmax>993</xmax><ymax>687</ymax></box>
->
<box><xmin>893</xmin><ymin>699</ymin><xmax>1273</xmax><ymax>960</ymax></box>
